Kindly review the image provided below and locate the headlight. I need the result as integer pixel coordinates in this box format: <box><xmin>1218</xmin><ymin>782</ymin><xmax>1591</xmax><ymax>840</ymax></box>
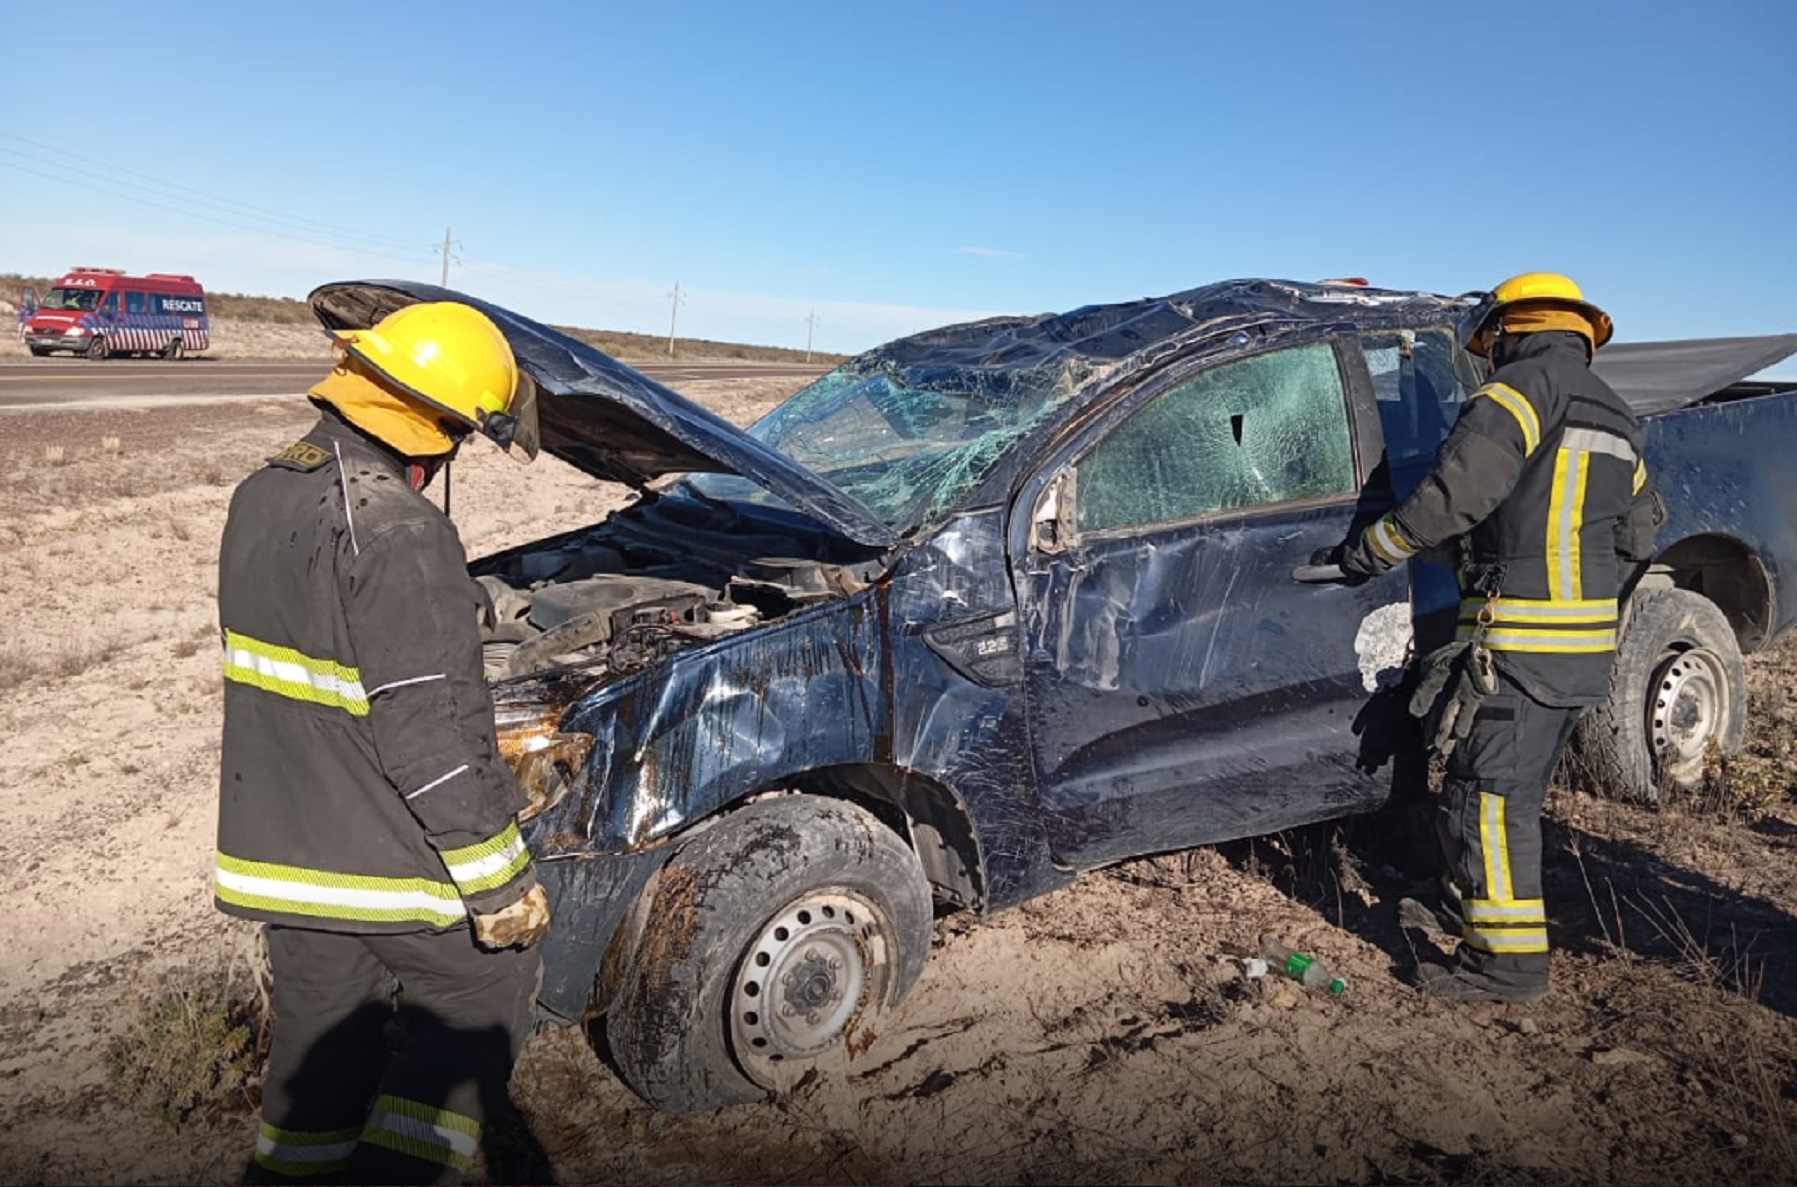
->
<box><xmin>65</xmin><ymin>326</ymin><xmax>86</xmax><ymax>336</ymax></box>
<box><xmin>495</xmin><ymin>702</ymin><xmax>592</xmax><ymax>821</ymax></box>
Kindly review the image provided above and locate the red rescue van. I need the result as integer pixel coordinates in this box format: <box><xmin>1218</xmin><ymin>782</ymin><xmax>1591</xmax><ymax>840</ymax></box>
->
<box><xmin>19</xmin><ymin>267</ymin><xmax>209</xmax><ymax>360</ymax></box>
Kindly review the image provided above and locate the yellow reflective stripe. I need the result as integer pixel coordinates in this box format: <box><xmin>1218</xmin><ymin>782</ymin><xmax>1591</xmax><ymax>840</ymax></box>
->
<box><xmin>215</xmin><ymin>853</ymin><xmax>467</xmax><ymax>925</ymax></box>
<box><xmin>1459</xmin><ymin>596</ymin><xmax>1618</xmax><ymax>624</ymax></box>
<box><xmin>1456</xmin><ymin>624</ymin><xmax>1617</xmax><ymax>652</ymax></box>
<box><xmin>1476</xmin><ymin>382</ymin><xmax>1541</xmax><ymax>455</ymax></box>
<box><xmin>361</xmin><ymin>1095</ymin><xmax>480</xmax><ymax>1170</ymax></box>
<box><xmin>1479</xmin><ymin>792</ymin><xmax>1512</xmax><ymax>902</ymax></box>
<box><xmin>1633</xmin><ymin>459</ymin><xmax>1649</xmax><ymax>495</ymax></box>
<box><xmin>1463</xmin><ymin>897</ymin><xmax>1547</xmax><ymax>924</ymax></box>
<box><xmin>255</xmin><ymin>1123</ymin><xmax>359</xmax><ymax>1175</ymax></box>
<box><xmin>1365</xmin><ymin>513</ymin><xmax>1417</xmax><ymax>565</ymax></box>
<box><xmin>1570</xmin><ymin>450</ymin><xmax>1590</xmax><ymax>596</ymax></box>
<box><xmin>1461</xmin><ymin>925</ymin><xmax>1550</xmax><ymax>953</ymax></box>
<box><xmin>1546</xmin><ymin>447</ymin><xmax>1591</xmax><ymax>601</ymax></box>
<box><xmin>440</xmin><ymin>821</ymin><xmax>532</xmax><ymax>896</ymax></box>
<box><xmin>222</xmin><ymin>629</ymin><xmax>368</xmax><ymax>716</ymax></box>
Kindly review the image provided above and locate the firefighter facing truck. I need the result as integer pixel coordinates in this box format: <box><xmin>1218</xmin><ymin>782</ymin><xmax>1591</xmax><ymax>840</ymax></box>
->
<box><xmin>215</xmin><ymin>301</ymin><xmax>549</xmax><ymax>1184</ymax></box>
<box><xmin>1330</xmin><ymin>271</ymin><xmax>1660</xmax><ymax>1004</ymax></box>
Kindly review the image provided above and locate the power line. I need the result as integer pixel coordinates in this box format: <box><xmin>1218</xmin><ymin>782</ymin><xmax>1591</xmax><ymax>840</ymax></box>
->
<box><xmin>0</xmin><ymin>156</ymin><xmax>432</xmax><ymax>269</ymax></box>
<box><xmin>0</xmin><ymin>132</ymin><xmax>423</xmax><ymax>254</ymax></box>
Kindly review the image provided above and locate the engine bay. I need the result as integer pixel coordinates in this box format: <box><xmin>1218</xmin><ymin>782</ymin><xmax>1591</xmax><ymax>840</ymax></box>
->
<box><xmin>474</xmin><ymin>496</ymin><xmax>883</xmax><ymax>687</ymax></box>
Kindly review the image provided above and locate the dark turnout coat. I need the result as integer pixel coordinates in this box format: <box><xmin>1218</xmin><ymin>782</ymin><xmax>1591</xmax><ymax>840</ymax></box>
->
<box><xmin>1349</xmin><ymin>331</ymin><xmax>1658</xmax><ymax>705</ymax></box>
<box><xmin>214</xmin><ymin>410</ymin><xmax>535</xmax><ymax>933</ymax></box>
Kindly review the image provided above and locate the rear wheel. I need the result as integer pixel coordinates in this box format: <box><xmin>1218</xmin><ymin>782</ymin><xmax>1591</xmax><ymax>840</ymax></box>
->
<box><xmin>606</xmin><ymin>794</ymin><xmax>932</xmax><ymax>1114</ymax></box>
<box><xmin>163</xmin><ymin>338</ymin><xmax>183</xmax><ymax>360</ymax></box>
<box><xmin>1572</xmin><ymin>587</ymin><xmax>1747</xmax><ymax>802</ymax></box>
<box><xmin>85</xmin><ymin>336</ymin><xmax>108</xmax><ymax>361</ymax></box>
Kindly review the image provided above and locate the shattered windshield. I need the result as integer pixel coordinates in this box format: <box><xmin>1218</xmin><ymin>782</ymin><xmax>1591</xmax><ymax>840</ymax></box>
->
<box><xmin>684</xmin><ymin>357</ymin><xmax>1098</xmax><ymax>532</ymax></box>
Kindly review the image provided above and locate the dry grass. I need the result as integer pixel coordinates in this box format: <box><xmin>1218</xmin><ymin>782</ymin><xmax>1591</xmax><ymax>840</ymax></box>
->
<box><xmin>0</xmin><ymin>636</ymin><xmax>121</xmax><ymax>690</ymax></box>
<box><xmin>106</xmin><ymin>980</ymin><xmax>267</xmax><ymax>1131</ymax></box>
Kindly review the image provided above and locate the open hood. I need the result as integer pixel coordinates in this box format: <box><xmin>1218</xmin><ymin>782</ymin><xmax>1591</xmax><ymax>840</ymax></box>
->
<box><xmin>307</xmin><ymin>280</ymin><xmax>897</xmax><ymax>547</ymax></box>
<box><xmin>1594</xmin><ymin>334</ymin><xmax>1797</xmax><ymax>417</ymax></box>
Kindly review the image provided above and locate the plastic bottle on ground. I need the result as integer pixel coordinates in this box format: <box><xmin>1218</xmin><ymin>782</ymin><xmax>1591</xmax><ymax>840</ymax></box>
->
<box><xmin>1258</xmin><ymin>938</ymin><xmax>1348</xmax><ymax>996</ymax></box>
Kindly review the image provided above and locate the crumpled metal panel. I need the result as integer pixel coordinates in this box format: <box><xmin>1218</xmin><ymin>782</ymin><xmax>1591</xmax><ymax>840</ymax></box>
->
<box><xmin>883</xmin><ymin>509</ymin><xmax>1068</xmax><ymax>907</ymax></box>
<box><xmin>526</xmin><ymin>595</ymin><xmax>887</xmax><ymax>855</ymax></box>
<box><xmin>518</xmin><ymin>507</ymin><xmax>1068</xmax><ymax>910</ymax></box>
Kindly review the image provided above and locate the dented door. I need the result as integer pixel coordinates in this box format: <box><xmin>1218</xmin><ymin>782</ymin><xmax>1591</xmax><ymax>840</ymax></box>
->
<box><xmin>1016</xmin><ymin>339</ymin><xmax>1409</xmax><ymax>868</ymax></box>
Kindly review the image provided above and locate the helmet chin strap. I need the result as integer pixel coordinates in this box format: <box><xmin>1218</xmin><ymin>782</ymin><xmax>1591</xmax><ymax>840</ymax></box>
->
<box><xmin>404</xmin><ymin>459</ymin><xmax>454</xmax><ymax>516</ymax></box>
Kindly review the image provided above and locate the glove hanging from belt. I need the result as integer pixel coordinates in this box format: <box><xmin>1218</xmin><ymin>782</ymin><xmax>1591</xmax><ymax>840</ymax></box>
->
<box><xmin>1407</xmin><ymin>589</ymin><xmax>1500</xmax><ymax>758</ymax></box>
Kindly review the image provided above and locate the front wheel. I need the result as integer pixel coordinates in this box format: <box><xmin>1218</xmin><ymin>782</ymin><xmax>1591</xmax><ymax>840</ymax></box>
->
<box><xmin>606</xmin><ymin>794</ymin><xmax>933</xmax><ymax>1114</ymax></box>
<box><xmin>1572</xmin><ymin>587</ymin><xmax>1747</xmax><ymax>803</ymax></box>
<box><xmin>85</xmin><ymin>335</ymin><xmax>109</xmax><ymax>361</ymax></box>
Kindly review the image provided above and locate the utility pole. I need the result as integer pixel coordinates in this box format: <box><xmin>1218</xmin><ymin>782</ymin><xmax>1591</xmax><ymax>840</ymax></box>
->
<box><xmin>804</xmin><ymin>310</ymin><xmax>819</xmax><ymax>363</ymax></box>
<box><xmin>434</xmin><ymin>226</ymin><xmax>462</xmax><ymax>287</ymax></box>
<box><xmin>667</xmin><ymin>282</ymin><xmax>685</xmax><ymax>356</ymax></box>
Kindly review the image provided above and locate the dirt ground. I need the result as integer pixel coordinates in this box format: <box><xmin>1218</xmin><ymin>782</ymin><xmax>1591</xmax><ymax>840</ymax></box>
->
<box><xmin>1</xmin><ymin>368</ymin><xmax>1795</xmax><ymax>1187</ymax></box>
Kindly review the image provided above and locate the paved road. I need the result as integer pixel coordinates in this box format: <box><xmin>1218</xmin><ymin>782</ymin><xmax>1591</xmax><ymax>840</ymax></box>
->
<box><xmin>0</xmin><ymin>357</ymin><xmax>828</xmax><ymax>409</ymax></box>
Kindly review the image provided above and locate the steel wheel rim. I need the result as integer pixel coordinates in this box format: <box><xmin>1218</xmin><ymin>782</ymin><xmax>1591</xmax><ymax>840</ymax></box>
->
<box><xmin>730</xmin><ymin>890</ymin><xmax>885</xmax><ymax>1077</ymax></box>
<box><xmin>1649</xmin><ymin>646</ymin><xmax>1727</xmax><ymax>778</ymax></box>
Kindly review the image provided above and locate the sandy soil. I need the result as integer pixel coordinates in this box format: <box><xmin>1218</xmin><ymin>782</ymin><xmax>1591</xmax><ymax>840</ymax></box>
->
<box><xmin>1</xmin><ymin>375</ymin><xmax>1795</xmax><ymax>1186</ymax></box>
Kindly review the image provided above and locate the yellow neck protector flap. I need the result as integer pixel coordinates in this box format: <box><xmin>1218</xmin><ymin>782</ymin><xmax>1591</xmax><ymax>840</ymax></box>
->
<box><xmin>1501</xmin><ymin>306</ymin><xmax>1596</xmax><ymax>343</ymax></box>
<box><xmin>309</xmin><ymin>366</ymin><xmax>457</xmax><ymax>458</ymax></box>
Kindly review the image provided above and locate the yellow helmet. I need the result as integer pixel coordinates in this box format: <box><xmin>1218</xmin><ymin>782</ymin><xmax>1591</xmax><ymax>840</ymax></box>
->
<box><xmin>311</xmin><ymin>302</ymin><xmax>537</xmax><ymax>460</ymax></box>
<box><xmin>1458</xmin><ymin>271</ymin><xmax>1615</xmax><ymax>358</ymax></box>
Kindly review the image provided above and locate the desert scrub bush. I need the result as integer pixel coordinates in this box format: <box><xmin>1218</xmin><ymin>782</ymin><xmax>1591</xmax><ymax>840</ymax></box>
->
<box><xmin>106</xmin><ymin>982</ymin><xmax>268</xmax><ymax>1130</ymax></box>
<box><xmin>0</xmin><ymin>637</ymin><xmax>119</xmax><ymax>691</ymax></box>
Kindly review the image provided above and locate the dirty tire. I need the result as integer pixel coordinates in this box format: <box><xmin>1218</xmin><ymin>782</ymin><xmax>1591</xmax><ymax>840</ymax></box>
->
<box><xmin>1573</xmin><ymin>587</ymin><xmax>1746</xmax><ymax>803</ymax></box>
<box><xmin>85</xmin><ymin>335</ymin><xmax>108</xmax><ymax>361</ymax></box>
<box><xmin>607</xmin><ymin>794</ymin><xmax>932</xmax><ymax>1114</ymax></box>
<box><xmin>163</xmin><ymin>337</ymin><xmax>183</xmax><ymax>360</ymax></box>
<box><xmin>28</xmin><ymin>345</ymin><xmax>51</xmax><ymax>357</ymax></box>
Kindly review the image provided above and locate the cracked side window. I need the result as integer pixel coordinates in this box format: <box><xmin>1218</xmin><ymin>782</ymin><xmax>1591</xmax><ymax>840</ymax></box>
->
<box><xmin>1073</xmin><ymin>342</ymin><xmax>1354</xmax><ymax>535</ymax></box>
<box><xmin>1363</xmin><ymin>327</ymin><xmax>1473</xmax><ymax>465</ymax></box>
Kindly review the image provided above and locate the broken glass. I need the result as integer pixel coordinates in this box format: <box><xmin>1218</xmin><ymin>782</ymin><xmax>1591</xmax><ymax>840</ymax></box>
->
<box><xmin>685</xmin><ymin>353</ymin><xmax>1103</xmax><ymax>532</ymax></box>
<box><xmin>1074</xmin><ymin>342</ymin><xmax>1355</xmax><ymax>534</ymax></box>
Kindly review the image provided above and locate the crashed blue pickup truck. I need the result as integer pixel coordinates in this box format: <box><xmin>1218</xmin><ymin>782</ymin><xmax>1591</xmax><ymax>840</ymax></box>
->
<box><xmin>310</xmin><ymin>278</ymin><xmax>1797</xmax><ymax>1114</ymax></box>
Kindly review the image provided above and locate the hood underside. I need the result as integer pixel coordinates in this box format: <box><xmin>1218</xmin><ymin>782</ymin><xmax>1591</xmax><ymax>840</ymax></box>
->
<box><xmin>307</xmin><ymin>280</ymin><xmax>897</xmax><ymax>547</ymax></box>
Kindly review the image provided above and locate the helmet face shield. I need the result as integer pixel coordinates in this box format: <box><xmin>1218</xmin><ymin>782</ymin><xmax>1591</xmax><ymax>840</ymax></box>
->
<box><xmin>1457</xmin><ymin>291</ymin><xmax>1498</xmax><ymax>357</ymax></box>
<box><xmin>480</xmin><ymin>371</ymin><xmax>540</xmax><ymax>462</ymax></box>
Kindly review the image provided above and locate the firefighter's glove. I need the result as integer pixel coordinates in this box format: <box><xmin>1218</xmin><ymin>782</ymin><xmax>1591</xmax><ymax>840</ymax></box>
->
<box><xmin>471</xmin><ymin>884</ymin><xmax>551</xmax><ymax>951</ymax></box>
<box><xmin>1408</xmin><ymin>642</ymin><xmax>1497</xmax><ymax>758</ymax></box>
<box><xmin>1308</xmin><ymin>545</ymin><xmax>1372</xmax><ymax>588</ymax></box>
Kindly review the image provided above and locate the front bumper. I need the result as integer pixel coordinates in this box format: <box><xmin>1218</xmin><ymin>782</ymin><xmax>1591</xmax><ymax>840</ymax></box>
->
<box><xmin>24</xmin><ymin>335</ymin><xmax>86</xmax><ymax>352</ymax></box>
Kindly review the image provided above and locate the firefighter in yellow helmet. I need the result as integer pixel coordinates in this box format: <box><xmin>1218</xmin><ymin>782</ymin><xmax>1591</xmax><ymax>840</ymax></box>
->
<box><xmin>216</xmin><ymin>301</ymin><xmax>549</xmax><ymax>1183</ymax></box>
<box><xmin>1328</xmin><ymin>273</ymin><xmax>1658</xmax><ymax>1003</ymax></box>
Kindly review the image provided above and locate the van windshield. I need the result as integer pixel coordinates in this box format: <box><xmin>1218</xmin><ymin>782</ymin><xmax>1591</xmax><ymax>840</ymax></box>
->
<box><xmin>42</xmin><ymin>287</ymin><xmax>103</xmax><ymax>311</ymax></box>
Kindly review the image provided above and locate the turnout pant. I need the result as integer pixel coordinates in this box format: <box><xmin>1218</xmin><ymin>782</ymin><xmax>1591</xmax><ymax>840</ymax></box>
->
<box><xmin>1434</xmin><ymin>673</ymin><xmax>1581</xmax><ymax>988</ymax></box>
<box><xmin>248</xmin><ymin>924</ymin><xmax>541</xmax><ymax>1186</ymax></box>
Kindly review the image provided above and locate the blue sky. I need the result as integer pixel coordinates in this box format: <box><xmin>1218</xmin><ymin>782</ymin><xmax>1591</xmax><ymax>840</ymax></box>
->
<box><xmin>2</xmin><ymin>0</ymin><xmax>1793</xmax><ymax>365</ymax></box>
